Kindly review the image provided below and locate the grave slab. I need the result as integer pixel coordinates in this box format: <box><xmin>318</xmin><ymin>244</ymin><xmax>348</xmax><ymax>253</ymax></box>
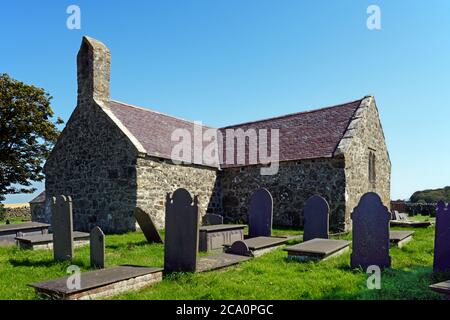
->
<box><xmin>15</xmin><ymin>231</ymin><xmax>90</xmax><ymax>250</ymax></box>
<box><xmin>134</xmin><ymin>207</ymin><xmax>163</xmax><ymax>243</ymax></box>
<box><xmin>390</xmin><ymin>220</ymin><xmax>432</xmax><ymax>228</ymax></box>
<box><xmin>389</xmin><ymin>230</ymin><xmax>414</xmax><ymax>248</ymax></box>
<box><xmin>284</xmin><ymin>239</ymin><xmax>350</xmax><ymax>261</ymax></box>
<box><xmin>30</xmin><ymin>265</ymin><xmax>163</xmax><ymax>300</ymax></box>
<box><xmin>224</xmin><ymin>236</ymin><xmax>289</xmax><ymax>257</ymax></box>
<box><xmin>429</xmin><ymin>280</ymin><xmax>450</xmax><ymax>299</ymax></box>
<box><xmin>0</xmin><ymin>222</ymin><xmax>49</xmax><ymax>243</ymax></box>
<box><xmin>199</xmin><ymin>224</ymin><xmax>246</xmax><ymax>252</ymax></box>
<box><xmin>197</xmin><ymin>253</ymin><xmax>251</xmax><ymax>272</ymax></box>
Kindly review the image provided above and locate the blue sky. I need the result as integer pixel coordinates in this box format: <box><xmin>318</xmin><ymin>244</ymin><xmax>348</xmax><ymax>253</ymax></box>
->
<box><xmin>1</xmin><ymin>0</ymin><xmax>449</xmax><ymax>203</ymax></box>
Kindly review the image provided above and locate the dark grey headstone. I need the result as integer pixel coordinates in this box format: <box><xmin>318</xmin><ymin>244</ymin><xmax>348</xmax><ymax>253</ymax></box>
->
<box><xmin>52</xmin><ymin>195</ymin><xmax>74</xmax><ymax>262</ymax></box>
<box><xmin>433</xmin><ymin>202</ymin><xmax>450</xmax><ymax>273</ymax></box>
<box><xmin>248</xmin><ymin>188</ymin><xmax>273</xmax><ymax>237</ymax></box>
<box><xmin>134</xmin><ymin>207</ymin><xmax>163</xmax><ymax>243</ymax></box>
<box><xmin>5</xmin><ymin>220</ymin><xmax>10</xmax><ymax>225</ymax></box>
<box><xmin>164</xmin><ymin>188</ymin><xmax>199</xmax><ymax>273</ymax></box>
<box><xmin>303</xmin><ymin>195</ymin><xmax>330</xmax><ymax>242</ymax></box>
<box><xmin>228</xmin><ymin>240</ymin><xmax>251</xmax><ymax>256</ymax></box>
<box><xmin>90</xmin><ymin>226</ymin><xmax>105</xmax><ymax>269</ymax></box>
<box><xmin>202</xmin><ymin>213</ymin><xmax>224</xmax><ymax>226</ymax></box>
<box><xmin>350</xmin><ymin>192</ymin><xmax>391</xmax><ymax>270</ymax></box>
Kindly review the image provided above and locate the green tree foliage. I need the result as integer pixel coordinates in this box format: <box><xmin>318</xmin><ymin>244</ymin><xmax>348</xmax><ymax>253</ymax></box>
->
<box><xmin>0</xmin><ymin>74</ymin><xmax>63</xmax><ymax>201</ymax></box>
<box><xmin>410</xmin><ymin>186</ymin><xmax>450</xmax><ymax>203</ymax></box>
<box><xmin>0</xmin><ymin>203</ymin><xmax>5</xmax><ymax>221</ymax></box>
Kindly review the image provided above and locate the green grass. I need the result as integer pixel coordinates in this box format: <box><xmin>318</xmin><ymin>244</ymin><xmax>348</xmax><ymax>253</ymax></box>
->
<box><xmin>0</xmin><ymin>222</ymin><xmax>448</xmax><ymax>300</ymax></box>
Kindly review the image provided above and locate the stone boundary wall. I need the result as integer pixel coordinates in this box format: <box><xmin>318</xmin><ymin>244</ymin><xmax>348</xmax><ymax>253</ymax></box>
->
<box><xmin>390</xmin><ymin>201</ymin><xmax>439</xmax><ymax>216</ymax></box>
<box><xmin>2</xmin><ymin>206</ymin><xmax>31</xmax><ymax>221</ymax></box>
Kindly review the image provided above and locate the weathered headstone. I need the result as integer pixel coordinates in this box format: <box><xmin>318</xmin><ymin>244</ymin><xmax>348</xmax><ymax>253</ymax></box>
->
<box><xmin>303</xmin><ymin>195</ymin><xmax>329</xmax><ymax>242</ymax></box>
<box><xmin>202</xmin><ymin>213</ymin><xmax>223</xmax><ymax>226</ymax></box>
<box><xmin>164</xmin><ymin>188</ymin><xmax>199</xmax><ymax>273</ymax></box>
<box><xmin>248</xmin><ymin>188</ymin><xmax>273</xmax><ymax>238</ymax></box>
<box><xmin>228</xmin><ymin>240</ymin><xmax>250</xmax><ymax>256</ymax></box>
<box><xmin>433</xmin><ymin>201</ymin><xmax>450</xmax><ymax>273</ymax></box>
<box><xmin>52</xmin><ymin>195</ymin><xmax>74</xmax><ymax>262</ymax></box>
<box><xmin>350</xmin><ymin>192</ymin><xmax>391</xmax><ymax>270</ymax></box>
<box><xmin>90</xmin><ymin>226</ymin><xmax>105</xmax><ymax>269</ymax></box>
<box><xmin>134</xmin><ymin>207</ymin><xmax>163</xmax><ymax>243</ymax></box>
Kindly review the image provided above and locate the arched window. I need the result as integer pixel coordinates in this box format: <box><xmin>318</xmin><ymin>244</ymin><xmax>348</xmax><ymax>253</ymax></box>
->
<box><xmin>369</xmin><ymin>151</ymin><xmax>376</xmax><ymax>184</ymax></box>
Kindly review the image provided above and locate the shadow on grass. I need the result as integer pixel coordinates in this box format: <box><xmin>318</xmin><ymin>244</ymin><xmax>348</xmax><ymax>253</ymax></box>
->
<box><xmin>8</xmin><ymin>257</ymin><xmax>88</xmax><ymax>269</ymax></box>
<box><xmin>322</xmin><ymin>265</ymin><xmax>449</xmax><ymax>300</ymax></box>
<box><xmin>106</xmin><ymin>240</ymin><xmax>157</xmax><ymax>250</ymax></box>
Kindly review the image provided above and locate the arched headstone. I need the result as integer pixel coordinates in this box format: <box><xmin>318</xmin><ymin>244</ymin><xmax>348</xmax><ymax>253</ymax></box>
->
<box><xmin>228</xmin><ymin>240</ymin><xmax>250</xmax><ymax>256</ymax></box>
<box><xmin>52</xmin><ymin>195</ymin><xmax>74</xmax><ymax>262</ymax></box>
<box><xmin>303</xmin><ymin>195</ymin><xmax>330</xmax><ymax>242</ymax></box>
<box><xmin>248</xmin><ymin>188</ymin><xmax>273</xmax><ymax>238</ymax></box>
<box><xmin>350</xmin><ymin>192</ymin><xmax>391</xmax><ymax>270</ymax></box>
<box><xmin>164</xmin><ymin>188</ymin><xmax>199</xmax><ymax>273</ymax></box>
<box><xmin>90</xmin><ymin>226</ymin><xmax>105</xmax><ymax>269</ymax></box>
<box><xmin>202</xmin><ymin>213</ymin><xmax>224</xmax><ymax>226</ymax></box>
<box><xmin>433</xmin><ymin>202</ymin><xmax>450</xmax><ymax>273</ymax></box>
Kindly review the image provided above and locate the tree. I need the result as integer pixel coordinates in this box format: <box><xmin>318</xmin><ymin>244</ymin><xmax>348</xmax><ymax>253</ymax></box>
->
<box><xmin>0</xmin><ymin>73</ymin><xmax>63</xmax><ymax>201</ymax></box>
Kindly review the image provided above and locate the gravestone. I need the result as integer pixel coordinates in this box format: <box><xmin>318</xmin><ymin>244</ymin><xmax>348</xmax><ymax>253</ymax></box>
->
<box><xmin>134</xmin><ymin>207</ymin><xmax>163</xmax><ymax>243</ymax></box>
<box><xmin>303</xmin><ymin>195</ymin><xmax>330</xmax><ymax>242</ymax></box>
<box><xmin>90</xmin><ymin>226</ymin><xmax>105</xmax><ymax>269</ymax></box>
<box><xmin>202</xmin><ymin>213</ymin><xmax>223</xmax><ymax>226</ymax></box>
<box><xmin>248</xmin><ymin>188</ymin><xmax>273</xmax><ymax>238</ymax></box>
<box><xmin>52</xmin><ymin>195</ymin><xmax>74</xmax><ymax>262</ymax></box>
<box><xmin>350</xmin><ymin>192</ymin><xmax>391</xmax><ymax>270</ymax></box>
<box><xmin>433</xmin><ymin>201</ymin><xmax>450</xmax><ymax>273</ymax></box>
<box><xmin>164</xmin><ymin>188</ymin><xmax>199</xmax><ymax>273</ymax></box>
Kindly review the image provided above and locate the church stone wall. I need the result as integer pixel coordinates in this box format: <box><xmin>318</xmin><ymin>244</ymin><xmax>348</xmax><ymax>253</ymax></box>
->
<box><xmin>220</xmin><ymin>158</ymin><xmax>347</xmax><ymax>231</ymax></box>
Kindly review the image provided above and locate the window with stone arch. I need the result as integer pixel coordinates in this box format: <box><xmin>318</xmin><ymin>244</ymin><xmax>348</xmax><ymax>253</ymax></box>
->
<box><xmin>368</xmin><ymin>151</ymin><xmax>376</xmax><ymax>184</ymax></box>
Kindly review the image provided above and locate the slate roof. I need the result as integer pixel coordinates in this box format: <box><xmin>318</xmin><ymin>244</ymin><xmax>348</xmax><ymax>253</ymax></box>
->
<box><xmin>109</xmin><ymin>100</ymin><xmax>218</xmax><ymax>167</ymax></box>
<box><xmin>107</xmin><ymin>98</ymin><xmax>363</xmax><ymax>168</ymax></box>
<box><xmin>29</xmin><ymin>191</ymin><xmax>46</xmax><ymax>204</ymax></box>
<box><xmin>219</xmin><ymin>99</ymin><xmax>362</xmax><ymax>167</ymax></box>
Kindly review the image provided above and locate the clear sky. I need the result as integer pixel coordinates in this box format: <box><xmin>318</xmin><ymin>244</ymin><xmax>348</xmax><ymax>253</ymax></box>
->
<box><xmin>1</xmin><ymin>0</ymin><xmax>449</xmax><ymax>203</ymax></box>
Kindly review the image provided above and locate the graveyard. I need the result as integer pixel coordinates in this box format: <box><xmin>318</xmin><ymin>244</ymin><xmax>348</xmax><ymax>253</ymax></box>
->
<box><xmin>1</xmin><ymin>3</ymin><xmax>450</xmax><ymax>305</ymax></box>
<box><xmin>0</xmin><ymin>190</ymin><xmax>448</xmax><ymax>300</ymax></box>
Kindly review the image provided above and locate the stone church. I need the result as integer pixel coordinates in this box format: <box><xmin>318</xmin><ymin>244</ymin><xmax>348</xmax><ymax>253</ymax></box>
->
<box><xmin>37</xmin><ymin>36</ymin><xmax>391</xmax><ymax>233</ymax></box>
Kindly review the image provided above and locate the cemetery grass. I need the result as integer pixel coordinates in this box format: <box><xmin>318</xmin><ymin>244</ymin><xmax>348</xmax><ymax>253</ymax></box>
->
<box><xmin>0</xmin><ymin>223</ymin><xmax>448</xmax><ymax>300</ymax></box>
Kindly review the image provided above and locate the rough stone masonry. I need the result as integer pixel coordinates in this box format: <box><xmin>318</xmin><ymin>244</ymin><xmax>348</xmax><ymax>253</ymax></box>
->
<box><xmin>41</xmin><ymin>36</ymin><xmax>391</xmax><ymax>233</ymax></box>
